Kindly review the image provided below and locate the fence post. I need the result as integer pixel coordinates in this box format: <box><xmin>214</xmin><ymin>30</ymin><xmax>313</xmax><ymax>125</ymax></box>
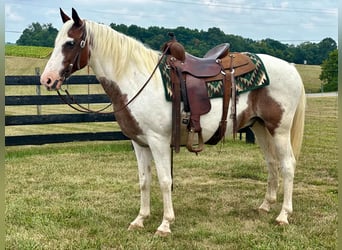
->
<box><xmin>245</xmin><ymin>127</ymin><xmax>255</xmax><ymax>144</ymax></box>
<box><xmin>35</xmin><ymin>67</ymin><xmax>41</xmax><ymax>115</ymax></box>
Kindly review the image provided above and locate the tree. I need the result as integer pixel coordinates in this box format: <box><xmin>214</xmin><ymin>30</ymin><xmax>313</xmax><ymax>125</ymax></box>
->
<box><xmin>17</xmin><ymin>20</ymin><xmax>337</xmax><ymax>66</ymax></box>
<box><xmin>16</xmin><ymin>23</ymin><xmax>58</xmax><ymax>47</ymax></box>
<box><xmin>319</xmin><ymin>49</ymin><xmax>338</xmax><ymax>91</ymax></box>
<box><xmin>108</xmin><ymin>23</ymin><xmax>337</xmax><ymax>64</ymax></box>
<box><xmin>318</xmin><ymin>37</ymin><xmax>337</xmax><ymax>63</ymax></box>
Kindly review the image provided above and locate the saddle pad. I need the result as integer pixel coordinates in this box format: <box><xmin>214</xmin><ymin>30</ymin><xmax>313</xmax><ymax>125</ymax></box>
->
<box><xmin>159</xmin><ymin>52</ymin><xmax>269</xmax><ymax>101</ymax></box>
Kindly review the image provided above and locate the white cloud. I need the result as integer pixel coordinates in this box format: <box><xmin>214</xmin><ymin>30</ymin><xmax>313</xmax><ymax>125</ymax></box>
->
<box><xmin>4</xmin><ymin>0</ymin><xmax>338</xmax><ymax>44</ymax></box>
<box><xmin>5</xmin><ymin>5</ymin><xmax>24</xmax><ymax>22</ymax></box>
<box><xmin>280</xmin><ymin>1</ymin><xmax>289</xmax><ymax>9</ymax></box>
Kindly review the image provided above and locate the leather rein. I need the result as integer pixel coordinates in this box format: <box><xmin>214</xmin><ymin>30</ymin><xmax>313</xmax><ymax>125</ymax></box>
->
<box><xmin>56</xmin><ymin>26</ymin><xmax>170</xmax><ymax>115</ymax></box>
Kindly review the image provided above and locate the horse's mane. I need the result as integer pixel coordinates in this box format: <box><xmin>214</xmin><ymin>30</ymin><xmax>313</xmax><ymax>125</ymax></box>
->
<box><xmin>84</xmin><ymin>20</ymin><xmax>160</xmax><ymax>80</ymax></box>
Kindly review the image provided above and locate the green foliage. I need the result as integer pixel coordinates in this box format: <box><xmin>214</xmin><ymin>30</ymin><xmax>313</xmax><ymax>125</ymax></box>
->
<box><xmin>5</xmin><ymin>44</ymin><xmax>53</xmax><ymax>58</ymax></box>
<box><xmin>16</xmin><ymin>22</ymin><xmax>58</xmax><ymax>47</ymax></box>
<box><xmin>295</xmin><ymin>38</ymin><xmax>337</xmax><ymax>65</ymax></box>
<box><xmin>110</xmin><ymin>23</ymin><xmax>336</xmax><ymax>65</ymax></box>
<box><xmin>15</xmin><ymin>22</ymin><xmax>336</xmax><ymax>65</ymax></box>
<box><xmin>320</xmin><ymin>49</ymin><xmax>338</xmax><ymax>91</ymax></box>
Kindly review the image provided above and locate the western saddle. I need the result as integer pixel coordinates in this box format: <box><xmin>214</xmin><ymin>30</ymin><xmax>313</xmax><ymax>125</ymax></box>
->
<box><xmin>162</xmin><ymin>34</ymin><xmax>255</xmax><ymax>153</ymax></box>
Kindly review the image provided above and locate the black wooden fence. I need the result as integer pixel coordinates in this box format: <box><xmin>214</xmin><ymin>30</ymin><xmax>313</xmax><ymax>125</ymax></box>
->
<box><xmin>5</xmin><ymin>75</ymin><xmax>128</xmax><ymax>146</ymax></box>
<box><xmin>5</xmin><ymin>75</ymin><xmax>254</xmax><ymax>146</ymax></box>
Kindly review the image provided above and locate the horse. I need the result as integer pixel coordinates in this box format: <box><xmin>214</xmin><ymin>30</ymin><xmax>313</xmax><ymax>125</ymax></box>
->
<box><xmin>40</xmin><ymin>8</ymin><xmax>305</xmax><ymax>236</ymax></box>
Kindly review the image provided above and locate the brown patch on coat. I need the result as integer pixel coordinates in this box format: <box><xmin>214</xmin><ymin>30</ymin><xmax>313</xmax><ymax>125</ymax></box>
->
<box><xmin>99</xmin><ymin>77</ymin><xmax>144</xmax><ymax>143</ymax></box>
<box><xmin>237</xmin><ymin>88</ymin><xmax>283</xmax><ymax>135</ymax></box>
<box><xmin>60</xmin><ymin>23</ymin><xmax>90</xmax><ymax>78</ymax></box>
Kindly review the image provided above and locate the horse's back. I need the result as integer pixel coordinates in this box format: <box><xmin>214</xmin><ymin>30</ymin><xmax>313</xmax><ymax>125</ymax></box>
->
<box><xmin>257</xmin><ymin>54</ymin><xmax>304</xmax><ymax>104</ymax></box>
<box><xmin>257</xmin><ymin>54</ymin><xmax>303</xmax><ymax>89</ymax></box>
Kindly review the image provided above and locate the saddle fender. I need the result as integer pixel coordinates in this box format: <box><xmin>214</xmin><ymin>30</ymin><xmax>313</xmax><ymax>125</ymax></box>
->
<box><xmin>167</xmin><ymin>41</ymin><xmax>256</xmax><ymax>153</ymax></box>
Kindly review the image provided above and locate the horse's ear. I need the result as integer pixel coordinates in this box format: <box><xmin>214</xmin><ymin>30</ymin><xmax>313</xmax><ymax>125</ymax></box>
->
<box><xmin>60</xmin><ymin>8</ymin><xmax>70</xmax><ymax>23</ymax></box>
<box><xmin>71</xmin><ymin>8</ymin><xmax>83</xmax><ymax>27</ymax></box>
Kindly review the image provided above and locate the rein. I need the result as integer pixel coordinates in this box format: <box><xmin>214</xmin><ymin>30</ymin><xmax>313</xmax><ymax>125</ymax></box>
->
<box><xmin>57</xmin><ymin>42</ymin><xmax>171</xmax><ymax>115</ymax></box>
<box><xmin>57</xmin><ymin>89</ymin><xmax>113</xmax><ymax>113</ymax></box>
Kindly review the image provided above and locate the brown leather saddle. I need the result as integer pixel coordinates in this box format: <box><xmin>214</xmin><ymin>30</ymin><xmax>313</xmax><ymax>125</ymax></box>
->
<box><xmin>162</xmin><ymin>34</ymin><xmax>255</xmax><ymax>153</ymax></box>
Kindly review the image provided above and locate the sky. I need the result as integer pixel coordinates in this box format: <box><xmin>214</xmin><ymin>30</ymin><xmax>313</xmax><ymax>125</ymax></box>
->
<box><xmin>4</xmin><ymin>0</ymin><xmax>338</xmax><ymax>45</ymax></box>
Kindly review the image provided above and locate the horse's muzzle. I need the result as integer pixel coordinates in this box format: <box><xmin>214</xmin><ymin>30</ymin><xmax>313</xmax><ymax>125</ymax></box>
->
<box><xmin>42</xmin><ymin>79</ymin><xmax>63</xmax><ymax>91</ymax></box>
<box><xmin>46</xmin><ymin>79</ymin><xmax>61</xmax><ymax>91</ymax></box>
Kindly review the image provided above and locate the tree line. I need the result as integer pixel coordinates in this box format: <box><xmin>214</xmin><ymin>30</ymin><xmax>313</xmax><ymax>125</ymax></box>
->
<box><xmin>110</xmin><ymin>24</ymin><xmax>337</xmax><ymax>66</ymax></box>
<box><xmin>17</xmin><ymin>22</ymin><xmax>337</xmax><ymax>65</ymax></box>
<box><xmin>15</xmin><ymin>22</ymin><xmax>338</xmax><ymax>90</ymax></box>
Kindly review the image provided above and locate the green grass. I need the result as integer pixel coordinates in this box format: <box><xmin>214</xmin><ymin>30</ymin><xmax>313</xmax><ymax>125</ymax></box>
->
<box><xmin>5</xmin><ymin>96</ymin><xmax>338</xmax><ymax>249</ymax></box>
<box><xmin>5</xmin><ymin>45</ymin><xmax>53</xmax><ymax>58</ymax></box>
<box><xmin>4</xmin><ymin>46</ymin><xmax>336</xmax><ymax>248</ymax></box>
<box><xmin>295</xmin><ymin>64</ymin><xmax>322</xmax><ymax>93</ymax></box>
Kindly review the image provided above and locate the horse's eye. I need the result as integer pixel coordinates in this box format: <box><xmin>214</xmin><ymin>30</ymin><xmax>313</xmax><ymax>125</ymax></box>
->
<box><xmin>65</xmin><ymin>41</ymin><xmax>75</xmax><ymax>48</ymax></box>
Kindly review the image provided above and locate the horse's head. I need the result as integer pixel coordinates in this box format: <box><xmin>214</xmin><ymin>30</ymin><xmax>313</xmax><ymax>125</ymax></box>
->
<box><xmin>40</xmin><ymin>8</ymin><xmax>90</xmax><ymax>90</ymax></box>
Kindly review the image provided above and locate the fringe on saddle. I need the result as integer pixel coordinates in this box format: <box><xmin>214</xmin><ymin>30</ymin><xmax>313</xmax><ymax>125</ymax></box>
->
<box><xmin>162</xmin><ymin>33</ymin><xmax>255</xmax><ymax>154</ymax></box>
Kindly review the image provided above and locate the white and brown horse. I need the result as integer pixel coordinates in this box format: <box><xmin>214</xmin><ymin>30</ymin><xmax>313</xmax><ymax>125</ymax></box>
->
<box><xmin>41</xmin><ymin>8</ymin><xmax>305</xmax><ymax>236</ymax></box>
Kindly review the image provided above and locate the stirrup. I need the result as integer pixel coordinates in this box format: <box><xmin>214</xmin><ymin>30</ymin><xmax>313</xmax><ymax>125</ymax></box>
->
<box><xmin>186</xmin><ymin>128</ymin><xmax>204</xmax><ymax>153</ymax></box>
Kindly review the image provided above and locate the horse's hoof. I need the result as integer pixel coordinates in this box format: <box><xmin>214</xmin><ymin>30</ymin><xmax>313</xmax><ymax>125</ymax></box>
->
<box><xmin>258</xmin><ymin>207</ymin><xmax>269</xmax><ymax>214</ymax></box>
<box><xmin>128</xmin><ymin>223</ymin><xmax>144</xmax><ymax>231</ymax></box>
<box><xmin>258</xmin><ymin>201</ymin><xmax>271</xmax><ymax>213</ymax></box>
<box><xmin>276</xmin><ymin>220</ymin><xmax>289</xmax><ymax>226</ymax></box>
<box><xmin>276</xmin><ymin>212</ymin><xmax>290</xmax><ymax>225</ymax></box>
<box><xmin>154</xmin><ymin>230</ymin><xmax>171</xmax><ymax>237</ymax></box>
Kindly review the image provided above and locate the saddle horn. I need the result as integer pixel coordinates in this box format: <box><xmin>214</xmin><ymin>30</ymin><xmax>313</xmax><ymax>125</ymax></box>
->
<box><xmin>161</xmin><ymin>32</ymin><xmax>185</xmax><ymax>62</ymax></box>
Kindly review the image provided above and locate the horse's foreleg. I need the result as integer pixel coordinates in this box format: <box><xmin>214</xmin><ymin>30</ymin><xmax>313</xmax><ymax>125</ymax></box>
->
<box><xmin>149</xmin><ymin>140</ymin><xmax>174</xmax><ymax>236</ymax></box>
<box><xmin>128</xmin><ymin>141</ymin><xmax>153</xmax><ymax>230</ymax></box>
<box><xmin>273</xmin><ymin>134</ymin><xmax>296</xmax><ymax>225</ymax></box>
<box><xmin>252</xmin><ymin>123</ymin><xmax>280</xmax><ymax>212</ymax></box>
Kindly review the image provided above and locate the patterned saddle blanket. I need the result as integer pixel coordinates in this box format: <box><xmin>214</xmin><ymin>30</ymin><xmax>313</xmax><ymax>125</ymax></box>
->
<box><xmin>160</xmin><ymin>52</ymin><xmax>270</xmax><ymax>101</ymax></box>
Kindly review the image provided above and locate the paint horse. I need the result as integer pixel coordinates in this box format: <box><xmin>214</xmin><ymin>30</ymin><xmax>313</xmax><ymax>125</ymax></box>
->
<box><xmin>41</xmin><ymin>8</ymin><xmax>305</xmax><ymax>236</ymax></box>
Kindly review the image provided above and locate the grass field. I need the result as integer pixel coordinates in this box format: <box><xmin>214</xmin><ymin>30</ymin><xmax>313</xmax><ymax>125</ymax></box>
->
<box><xmin>5</xmin><ymin>96</ymin><xmax>337</xmax><ymax>249</ymax></box>
<box><xmin>5</xmin><ymin>45</ymin><xmax>53</xmax><ymax>58</ymax></box>
<box><xmin>5</xmin><ymin>45</ymin><xmax>322</xmax><ymax>93</ymax></box>
<box><xmin>5</xmin><ymin>47</ymin><xmax>336</xmax><ymax>248</ymax></box>
<box><xmin>294</xmin><ymin>64</ymin><xmax>322</xmax><ymax>93</ymax></box>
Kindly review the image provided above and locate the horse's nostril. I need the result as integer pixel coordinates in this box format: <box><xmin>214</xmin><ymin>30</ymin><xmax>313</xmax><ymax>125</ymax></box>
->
<box><xmin>47</xmin><ymin>78</ymin><xmax>52</xmax><ymax>84</ymax></box>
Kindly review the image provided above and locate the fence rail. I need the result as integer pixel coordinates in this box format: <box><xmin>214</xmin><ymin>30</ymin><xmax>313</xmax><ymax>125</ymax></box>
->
<box><xmin>5</xmin><ymin>75</ymin><xmax>129</xmax><ymax>146</ymax></box>
<box><xmin>5</xmin><ymin>75</ymin><xmax>253</xmax><ymax>146</ymax></box>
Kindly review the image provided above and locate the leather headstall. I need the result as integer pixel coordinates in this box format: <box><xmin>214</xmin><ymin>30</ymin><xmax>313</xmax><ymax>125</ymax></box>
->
<box><xmin>68</xmin><ymin>23</ymin><xmax>89</xmax><ymax>75</ymax></box>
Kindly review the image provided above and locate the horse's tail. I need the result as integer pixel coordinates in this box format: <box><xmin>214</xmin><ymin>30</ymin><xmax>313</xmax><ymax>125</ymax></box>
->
<box><xmin>291</xmin><ymin>84</ymin><xmax>306</xmax><ymax>160</ymax></box>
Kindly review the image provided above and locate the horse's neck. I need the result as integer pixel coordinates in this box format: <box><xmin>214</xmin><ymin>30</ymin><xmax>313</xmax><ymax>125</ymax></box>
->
<box><xmin>87</xmin><ymin>25</ymin><xmax>159</xmax><ymax>96</ymax></box>
<box><xmin>90</xmin><ymin>55</ymin><xmax>155</xmax><ymax>100</ymax></box>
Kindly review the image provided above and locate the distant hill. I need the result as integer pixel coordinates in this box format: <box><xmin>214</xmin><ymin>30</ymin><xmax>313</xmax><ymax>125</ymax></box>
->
<box><xmin>5</xmin><ymin>45</ymin><xmax>92</xmax><ymax>76</ymax></box>
<box><xmin>5</xmin><ymin>45</ymin><xmax>322</xmax><ymax>93</ymax></box>
<box><xmin>5</xmin><ymin>45</ymin><xmax>53</xmax><ymax>58</ymax></box>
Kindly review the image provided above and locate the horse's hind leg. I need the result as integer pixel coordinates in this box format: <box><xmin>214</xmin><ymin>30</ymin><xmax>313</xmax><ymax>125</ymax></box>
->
<box><xmin>128</xmin><ymin>141</ymin><xmax>153</xmax><ymax>230</ymax></box>
<box><xmin>272</xmin><ymin>132</ymin><xmax>296</xmax><ymax>225</ymax></box>
<box><xmin>251</xmin><ymin>122</ymin><xmax>280</xmax><ymax>213</ymax></box>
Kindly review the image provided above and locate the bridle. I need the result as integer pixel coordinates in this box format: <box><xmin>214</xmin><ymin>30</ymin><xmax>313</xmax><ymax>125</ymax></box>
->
<box><xmin>56</xmin><ymin>22</ymin><xmax>171</xmax><ymax>114</ymax></box>
<box><xmin>68</xmin><ymin>22</ymin><xmax>89</xmax><ymax>71</ymax></box>
<box><xmin>51</xmin><ymin>23</ymin><xmax>88</xmax><ymax>88</ymax></box>
<box><xmin>61</xmin><ymin>23</ymin><xmax>89</xmax><ymax>81</ymax></box>
<box><xmin>56</xmin><ymin>23</ymin><xmax>106</xmax><ymax>113</ymax></box>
